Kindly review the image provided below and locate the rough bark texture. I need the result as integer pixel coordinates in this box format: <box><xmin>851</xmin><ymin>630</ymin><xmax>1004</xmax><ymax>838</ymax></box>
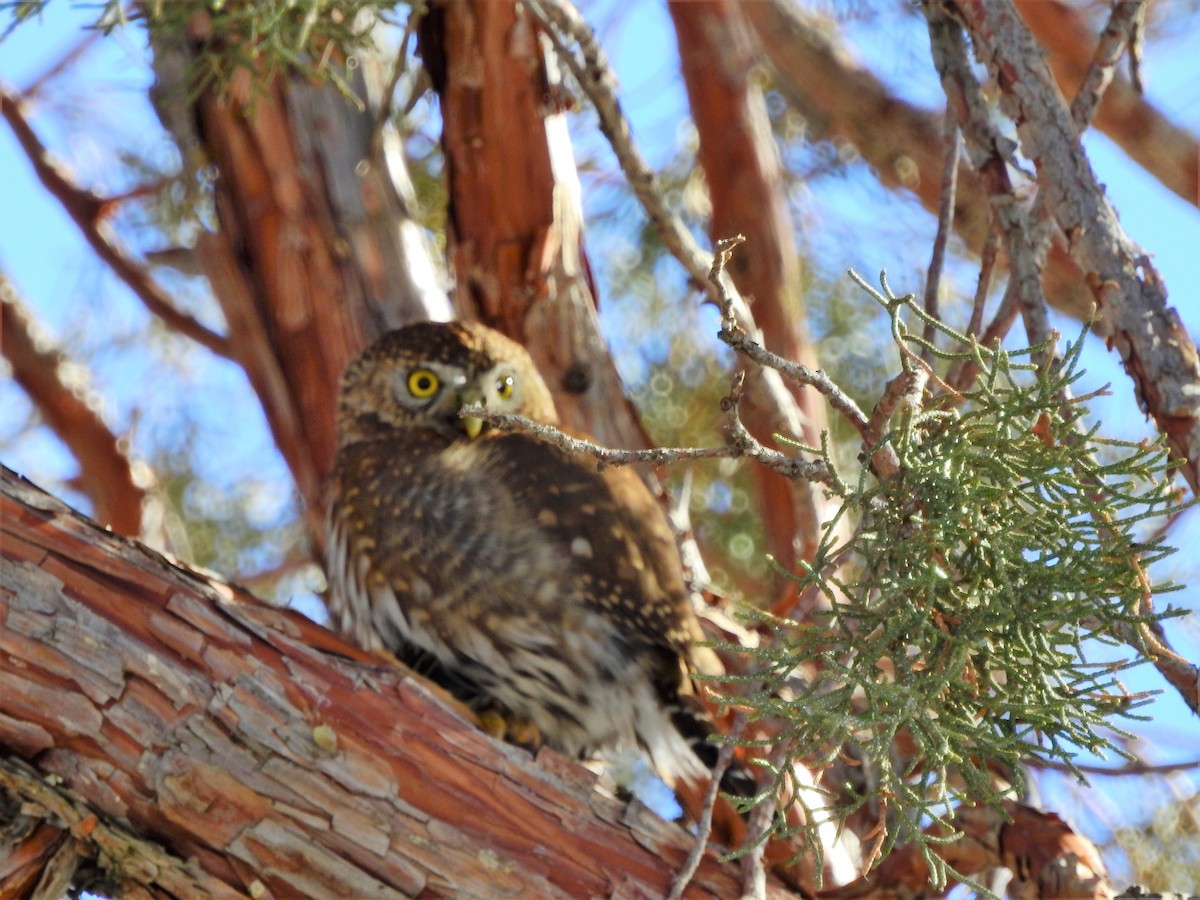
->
<box><xmin>0</xmin><ymin>466</ymin><xmax>781</xmax><ymax>899</ymax></box>
<box><xmin>1017</xmin><ymin>0</ymin><xmax>1199</xmax><ymax>207</ymax></box>
<box><xmin>418</xmin><ymin>0</ymin><xmax>652</xmax><ymax>454</ymax></box>
<box><xmin>829</xmin><ymin>802</ymin><xmax>1112</xmax><ymax>899</ymax></box>
<box><xmin>946</xmin><ymin>0</ymin><xmax>1200</xmax><ymax>495</ymax></box>
<box><xmin>669</xmin><ymin>0</ymin><xmax>835</xmax><ymax>573</ymax></box>
<box><xmin>150</xmin><ymin>21</ymin><xmax>450</xmax><ymax>551</ymax></box>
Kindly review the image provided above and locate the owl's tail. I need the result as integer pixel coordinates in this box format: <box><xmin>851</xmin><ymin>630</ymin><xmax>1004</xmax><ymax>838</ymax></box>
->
<box><xmin>670</xmin><ymin>701</ymin><xmax>758</xmax><ymax>798</ymax></box>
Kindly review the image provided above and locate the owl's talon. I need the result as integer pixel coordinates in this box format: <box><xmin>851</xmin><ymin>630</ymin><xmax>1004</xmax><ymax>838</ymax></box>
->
<box><xmin>476</xmin><ymin>709</ymin><xmax>508</xmax><ymax>740</ymax></box>
<box><xmin>505</xmin><ymin>717</ymin><xmax>543</xmax><ymax>751</ymax></box>
<box><xmin>476</xmin><ymin>708</ymin><xmax>543</xmax><ymax>751</ymax></box>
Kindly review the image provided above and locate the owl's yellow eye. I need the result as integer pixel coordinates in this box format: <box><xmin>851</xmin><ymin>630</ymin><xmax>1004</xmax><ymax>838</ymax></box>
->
<box><xmin>407</xmin><ymin>369</ymin><xmax>440</xmax><ymax>398</ymax></box>
<box><xmin>495</xmin><ymin>374</ymin><xmax>515</xmax><ymax>400</ymax></box>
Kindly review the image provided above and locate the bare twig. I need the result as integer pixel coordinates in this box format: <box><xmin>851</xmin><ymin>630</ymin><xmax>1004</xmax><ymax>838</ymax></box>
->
<box><xmin>1027</xmin><ymin>755</ymin><xmax>1200</xmax><ymax>778</ymax></box>
<box><xmin>523</xmin><ymin>0</ymin><xmax>718</xmax><ymax>300</ymax></box>
<box><xmin>0</xmin><ymin>274</ymin><xmax>150</xmax><ymax>538</ymax></box>
<box><xmin>522</xmin><ymin>0</ymin><xmax>816</xmax><ymax>452</ymax></box>
<box><xmin>739</xmin><ymin>741</ymin><xmax>790</xmax><ymax>900</ymax></box>
<box><xmin>0</xmin><ymin>86</ymin><xmax>231</xmax><ymax>360</ymax></box>
<box><xmin>707</xmin><ymin>238</ymin><xmax>871</xmax><ymax>442</ymax></box>
<box><xmin>668</xmin><ymin>719</ymin><xmax>741</xmax><ymax>900</ymax></box>
<box><xmin>745</xmin><ymin>0</ymin><xmax>1098</xmax><ymax>321</ymax></box>
<box><xmin>924</xmin><ymin>5</ymin><xmax>1055</xmax><ymax>356</ymax></box>
<box><xmin>20</xmin><ymin>31</ymin><xmax>103</xmax><ymax>98</ymax></box>
<box><xmin>459</xmin><ymin>401</ymin><xmax>831</xmax><ymax>486</ymax></box>
<box><xmin>946</xmin><ymin>271</ymin><xmax>1019</xmax><ymax>397</ymax></box>
<box><xmin>1126</xmin><ymin>4</ymin><xmax>1146</xmax><ymax>93</ymax></box>
<box><xmin>367</xmin><ymin>4</ymin><xmax>424</xmax><ymax>157</ymax></box>
<box><xmin>863</xmin><ymin>369</ymin><xmax>927</xmax><ymax>483</ymax></box>
<box><xmin>966</xmin><ymin>226</ymin><xmax>999</xmax><ymax>339</ymax></box>
<box><xmin>922</xmin><ymin>114</ymin><xmax>960</xmax><ymax>356</ymax></box>
<box><xmin>1069</xmin><ymin>0</ymin><xmax>1149</xmax><ymax>132</ymax></box>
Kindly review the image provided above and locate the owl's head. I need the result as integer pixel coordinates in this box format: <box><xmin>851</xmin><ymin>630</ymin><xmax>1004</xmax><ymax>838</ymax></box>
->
<box><xmin>336</xmin><ymin>321</ymin><xmax>559</xmax><ymax>446</ymax></box>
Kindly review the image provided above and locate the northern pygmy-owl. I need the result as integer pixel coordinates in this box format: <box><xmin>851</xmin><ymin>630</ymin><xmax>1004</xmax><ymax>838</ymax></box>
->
<box><xmin>326</xmin><ymin>321</ymin><xmax>729</xmax><ymax>786</ymax></box>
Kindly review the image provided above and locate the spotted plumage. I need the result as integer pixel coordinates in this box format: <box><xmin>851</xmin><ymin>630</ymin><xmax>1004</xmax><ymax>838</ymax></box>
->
<box><xmin>325</xmin><ymin>321</ymin><xmax>730</xmax><ymax>785</ymax></box>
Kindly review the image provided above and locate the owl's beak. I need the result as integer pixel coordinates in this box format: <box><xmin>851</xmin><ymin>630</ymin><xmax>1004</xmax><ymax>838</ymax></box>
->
<box><xmin>459</xmin><ymin>389</ymin><xmax>485</xmax><ymax>439</ymax></box>
<box><xmin>462</xmin><ymin>415</ymin><xmax>484</xmax><ymax>439</ymax></box>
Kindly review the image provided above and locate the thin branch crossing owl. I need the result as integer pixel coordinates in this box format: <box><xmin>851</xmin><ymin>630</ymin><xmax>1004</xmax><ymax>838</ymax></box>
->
<box><xmin>326</xmin><ymin>321</ymin><xmax>732</xmax><ymax>786</ymax></box>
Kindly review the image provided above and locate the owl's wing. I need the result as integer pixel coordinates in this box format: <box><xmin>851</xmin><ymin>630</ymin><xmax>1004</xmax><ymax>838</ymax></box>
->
<box><xmin>479</xmin><ymin>432</ymin><xmax>710</xmax><ymax>664</ymax></box>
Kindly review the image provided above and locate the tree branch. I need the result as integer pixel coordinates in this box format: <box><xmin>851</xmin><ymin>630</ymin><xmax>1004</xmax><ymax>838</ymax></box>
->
<box><xmin>743</xmin><ymin>0</ymin><xmax>1097</xmax><ymax>322</ymax></box>
<box><xmin>668</xmin><ymin>0</ymin><xmax>838</xmax><ymax>572</ymax></box>
<box><xmin>947</xmin><ymin>0</ymin><xmax>1200</xmax><ymax>496</ymax></box>
<box><xmin>0</xmin><ymin>466</ymin><xmax>784</xmax><ymax>898</ymax></box>
<box><xmin>0</xmin><ymin>87</ymin><xmax>231</xmax><ymax>360</ymax></box>
<box><xmin>829</xmin><ymin>802</ymin><xmax>1112</xmax><ymax>899</ymax></box>
<box><xmin>1067</xmin><ymin>0</ymin><xmax>1149</xmax><ymax>133</ymax></box>
<box><xmin>1016</xmin><ymin>0</ymin><xmax>1197</xmax><ymax>207</ymax></box>
<box><xmin>522</xmin><ymin>0</ymin><xmax>815</xmax><ymax>489</ymax></box>
<box><xmin>416</xmin><ymin>0</ymin><xmax>654</xmax><ymax>460</ymax></box>
<box><xmin>0</xmin><ymin>274</ymin><xmax>148</xmax><ymax>538</ymax></box>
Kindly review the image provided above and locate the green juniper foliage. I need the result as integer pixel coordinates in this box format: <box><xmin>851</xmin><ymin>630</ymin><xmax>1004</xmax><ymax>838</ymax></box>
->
<box><xmin>1</xmin><ymin>1</ymin><xmax>392</xmax><ymax>100</ymax></box>
<box><xmin>721</xmin><ymin>274</ymin><xmax>1187</xmax><ymax>887</ymax></box>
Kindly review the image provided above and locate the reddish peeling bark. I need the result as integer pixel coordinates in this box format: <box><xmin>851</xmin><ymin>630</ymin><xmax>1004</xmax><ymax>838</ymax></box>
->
<box><xmin>150</xmin><ymin>19</ymin><xmax>451</xmax><ymax>552</ymax></box>
<box><xmin>185</xmin><ymin>69</ymin><xmax>369</xmax><ymax>546</ymax></box>
<box><xmin>829</xmin><ymin>802</ymin><xmax>1112</xmax><ymax>899</ymax></box>
<box><xmin>418</xmin><ymin>0</ymin><xmax>652</xmax><ymax>453</ymax></box>
<box><xmin>0</xmin><ymin>466</ymin><xmax>785</xmax><ymax>899</ymax></box>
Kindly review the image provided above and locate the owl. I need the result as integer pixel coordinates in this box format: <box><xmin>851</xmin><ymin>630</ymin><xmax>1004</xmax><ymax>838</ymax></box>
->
<box><xmin>325</xmin><ymin>321</ymin><xmax>734</xmax><ymax>787</ymax></box>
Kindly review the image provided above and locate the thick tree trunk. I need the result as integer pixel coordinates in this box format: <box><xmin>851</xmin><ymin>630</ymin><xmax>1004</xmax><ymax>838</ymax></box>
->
<box><xmin>150</xmin><ymin>21</ymin><xmax>451</xmax><ymax>552</ymax></box>
<box><xmin>0</xmin><ymin>466</ymin><xmax>781</xmax><ymax>898</ymax></box>
<box><xmin>418</xmin><ymin>0</ymin><xmax>652</xmax><ymax>455</ymax></box>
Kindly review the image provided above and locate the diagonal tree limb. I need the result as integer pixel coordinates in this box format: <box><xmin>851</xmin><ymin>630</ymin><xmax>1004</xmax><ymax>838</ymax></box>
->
<box><xmin>523</xmin><ymin>0</ymin><xmax>824</xmax><ymax>594</ymax></box>
<box><xmin>1066</xmin><ymin>0</ymin><xmax>1150</xmax><ymax>133</ymax></box>
<box><xmin>1016</xmin><ymin>0</ymin><xmax>1198</xmax><ymax>207</ymax></box>
<box><xmin>668</xmin><ymin>0</ymin><xmax>840</xmax><ymax>574</ymax></box>
<box><xmin>0</xmin><ymin>273</ymin><xmax>149</xmax><ymax>539</ymax></box>
<box><xmin>0</xmin><ymin>87</ymin><xmax>231</xmax><ymax>361</ymax></box>
<box><xmin>924</xmin><ymin>3</ymin><xmax>1199</xmax><ymax>717</ymax></box>
<box><xmin>743</xmin><ymin>0</ymin><xmax>1097</xmax><ymax>322</ymax></box>
<box><xmin>0</xmin><ymin>466</ymin><xmax>787</xmax><ymax>899</ymax></box>
<box><xmin>946</xmin><ymin>0</ymin><xmax>1200</xmax><ymax>494</ymax></box>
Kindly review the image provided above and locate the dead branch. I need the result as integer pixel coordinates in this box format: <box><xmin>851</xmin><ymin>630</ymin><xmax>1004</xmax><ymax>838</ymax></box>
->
<box><xmin>922</xmin><ymin>114</ymin><xmax>960</xmax><ymax>354</ymax></box>
<box><xmin>459</xmin><ymin>395</ymin><xmax>831</xmax><ymax>485</ymax></box>
<box><xmin>522</xmin><ymin>0</ymin><xmax>816</xmax><ymax>490</ymax></box>
<box><xmin>668</xmin><ymin>0</ymin><xmax>839</xmax><ymax>572</ymax></box>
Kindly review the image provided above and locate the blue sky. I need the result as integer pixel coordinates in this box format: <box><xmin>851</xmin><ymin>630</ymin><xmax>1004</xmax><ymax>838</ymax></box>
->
<box><xmin>3</xmin><ymin>0</ymin><xmax>1199</xmax><ymax>881</ymax></box>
